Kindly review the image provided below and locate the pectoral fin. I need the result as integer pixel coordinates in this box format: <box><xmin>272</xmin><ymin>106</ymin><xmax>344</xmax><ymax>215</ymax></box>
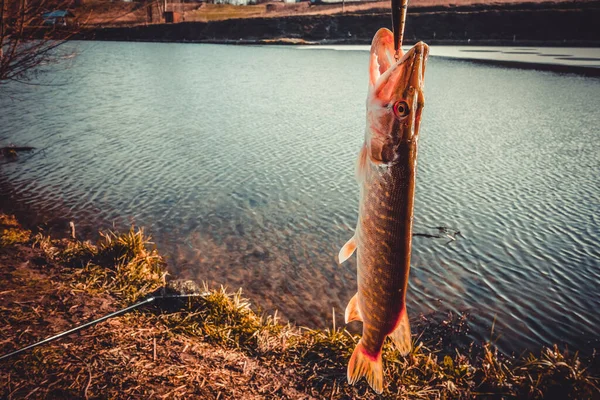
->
<box><xmin>389</xmin><ymin>308</ymin><xmax>412</xmax><ymax>355</ymax></box>
<box><xmin>344</xmin><ymin>292</ymin><xmax>362</xmax><ymax>323</ymax></box>
<box><xmin>338</xmin><ymin>236</ymin><xmax>357</xmax><ymax>264</ymax></box>
<box><xmin>356</xmin><ymin>144</ymin><xmax>368</xmax><ymax>181</ymax></box>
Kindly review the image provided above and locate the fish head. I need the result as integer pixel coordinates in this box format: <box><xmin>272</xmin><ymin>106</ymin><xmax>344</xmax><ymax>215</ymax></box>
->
<box><xmin>365</xmin><ymin>28</ymin><xmax>428</xmax><ymax>164</ymax></box>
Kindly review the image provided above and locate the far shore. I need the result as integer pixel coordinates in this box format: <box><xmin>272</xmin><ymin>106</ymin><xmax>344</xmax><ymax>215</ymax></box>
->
<box><xmin>45</xmin><ymin>0</ymin><xmax>597</xmax><ymax>75</ymax></box>
<box><xmin>48</xmin><ymin>0</ymin><xmax>598</xmax><ymax>49</ymax></box>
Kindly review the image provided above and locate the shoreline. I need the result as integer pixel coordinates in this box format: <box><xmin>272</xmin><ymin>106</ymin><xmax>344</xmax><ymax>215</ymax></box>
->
<box><xmin>1</xmin><ymin>211</ymin><xmax>598</xmax><ymax>398</ymax></box>
<box><xmin>70</xmin><ymin>37</ymin><xmax>600</xmax><ymax>47</ymax></box>
<box><xmin>64</xmin><ymin>1</ymin><xmax>599</xmax><ymax>48</ymax></box>
<box><xmin>27</xmin><ymin>0</ymin><xmax>598</xmax><ymax>75</ymax></box>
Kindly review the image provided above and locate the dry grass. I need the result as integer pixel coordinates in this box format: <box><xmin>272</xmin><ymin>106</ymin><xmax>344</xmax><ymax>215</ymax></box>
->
<box><xmin>1</xmin><ymin>213</ymin><xmax>598</xmax><ymax>398</ymax></box>
<box><xmin>186</xmin><ymin>4</ymin><xmax>271</xmax><ymax>22</ymax></box>
<box><xmin>34</xmin><ymin>226</ymin><xmax>166</xmax><ymax>303</ymax></box>
<box><xmin>151</xmin><ymin>287</ymin><xmax>599</xmax><ymax>398</ymax></box>
<box><xmin>0</xmin><ymin>214</ymin><xmax>31</xmax><ymax>246</ymax></box>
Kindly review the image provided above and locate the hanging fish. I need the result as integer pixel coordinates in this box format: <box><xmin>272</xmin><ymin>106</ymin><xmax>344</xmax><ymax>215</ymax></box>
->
<box><xmin>339</xmin><ymin>28</ymin><xmax>428</xmax><ymax>394</ymax></box>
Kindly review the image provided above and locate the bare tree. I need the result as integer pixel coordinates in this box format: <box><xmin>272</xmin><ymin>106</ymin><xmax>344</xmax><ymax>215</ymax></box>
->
<box><xmin>0</xmin><ymin>0</ymin><xmax>80</xmax><ymax>85</ymax></box>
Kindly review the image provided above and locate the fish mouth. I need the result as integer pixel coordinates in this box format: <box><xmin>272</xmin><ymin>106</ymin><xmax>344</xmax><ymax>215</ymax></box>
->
<box><xmin>400</xmin><ymin>42</ymin><xmax>428</xmax><ymax>144</ymax></box>
<box><xmin>366</xmin><ymin>30</ymin><xmax>429</xmax><ymax>163</ymax></box>
<box><xmin>368</xmin><ymin>37</ymin><xmax>429</xmax><ymax>120</ymax></box>
<box><xmin>380</xmin><ymin>42</ymin><xmax>429</xmax><ymax>107</ymax></box>
<box><xmin>400</xmin><ymin>42</ymin><xmax>428</xmax><ymax>100</ymax></box>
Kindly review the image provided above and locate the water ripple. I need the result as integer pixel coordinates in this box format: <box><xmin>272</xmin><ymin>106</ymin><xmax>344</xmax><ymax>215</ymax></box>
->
<box><xmin>1</xmin><ymin>43</ymin><xmax>599</xmax><ymax>354</ymax></box>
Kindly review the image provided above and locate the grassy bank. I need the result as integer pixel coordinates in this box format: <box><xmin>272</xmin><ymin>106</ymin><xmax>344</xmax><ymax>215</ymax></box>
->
<box><xmin>0</xmin><ymin>213</ymin><xmax>598</xmax><ymax>398</ymax></box>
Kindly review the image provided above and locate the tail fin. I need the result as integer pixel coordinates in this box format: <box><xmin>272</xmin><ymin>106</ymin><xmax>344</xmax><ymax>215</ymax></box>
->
<box><xmin>347</xmin><ymin>340</ymin><xmax>383</xmax><ymax>394</ymax></box>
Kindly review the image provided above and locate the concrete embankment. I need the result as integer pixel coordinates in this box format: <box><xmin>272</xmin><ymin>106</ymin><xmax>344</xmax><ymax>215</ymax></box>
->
<box><xmin>73</xmin><ymin>1</ymin><xmax>600</xmax><ymax>46</ymax></box>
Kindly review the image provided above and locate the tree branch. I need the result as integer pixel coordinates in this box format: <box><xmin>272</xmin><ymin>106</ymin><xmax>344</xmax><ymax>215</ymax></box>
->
<box><xmin>0</xmin><ymin>0</ymin><xmax>81</xmax><ymax>85</ymax></box>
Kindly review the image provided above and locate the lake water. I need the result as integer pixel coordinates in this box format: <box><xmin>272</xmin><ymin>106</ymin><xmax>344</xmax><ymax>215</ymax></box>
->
<box><xmin>303</xmin><ymin>45</ymin><xmax>600</xmax><ymax>70</ymax></box>
<box><xmin>1</xmin><ymin>41</ymin><xmax>599</xmax><ymax>355</ymax></box>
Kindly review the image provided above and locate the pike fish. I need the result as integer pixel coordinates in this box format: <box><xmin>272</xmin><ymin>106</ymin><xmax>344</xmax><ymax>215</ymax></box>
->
<box><xmin>338</xmin><ymin>28</ymin><xmax>428</xmax><ymax>394</ymax></box>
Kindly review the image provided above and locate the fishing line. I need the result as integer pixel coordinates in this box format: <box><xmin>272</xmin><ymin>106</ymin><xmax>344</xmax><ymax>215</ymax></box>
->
<box><xmin>0</xmin><ymin>293</ymin><xmax>203</xmax><ymax>362</ymax></box>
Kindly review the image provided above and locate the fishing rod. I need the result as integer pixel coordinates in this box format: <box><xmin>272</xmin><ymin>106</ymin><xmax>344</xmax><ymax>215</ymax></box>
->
<box><xmin>391</xmin><ymin>0</ymin><xmax>409</xmax><ymax>57</ymax></box>
<box><xmin>0</xmin><ymin>293</ymin><xmax>203</xmax><ymax>362</ymax></box>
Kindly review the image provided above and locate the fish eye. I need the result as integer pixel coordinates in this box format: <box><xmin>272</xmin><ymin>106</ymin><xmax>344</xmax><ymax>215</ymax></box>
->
<box><xmin>393</xmin><ymin>101</ymin><xmax>410</xmax><ymax>119</ymax></box>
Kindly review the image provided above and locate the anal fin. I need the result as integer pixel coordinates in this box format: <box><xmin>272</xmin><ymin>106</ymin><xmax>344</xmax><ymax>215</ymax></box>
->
<box><xmin>344</xmin><ymin>293</ymin><xmax>362</xmax><ymax>323</ymax></box>
<box><xmin>338</xmin><ymin>236</ymin><xmax>357</xmax><ymax>264</ymax></box>
<box><xmin>389</xmin><ymin>307</ymin><xmax>412</xmax><ymax>356</ymax></box>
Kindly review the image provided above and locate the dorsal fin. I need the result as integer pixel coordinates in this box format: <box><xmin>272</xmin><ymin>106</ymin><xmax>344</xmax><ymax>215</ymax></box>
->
<box><xmin>388</xmin><ymin>307</ymin><xmax>412</xmax><ymax>355</ymax></box>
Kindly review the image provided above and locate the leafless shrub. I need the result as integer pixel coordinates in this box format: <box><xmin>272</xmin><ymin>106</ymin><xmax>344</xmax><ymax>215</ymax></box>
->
<box><xmin>0</xmin><ymin>0</ymin><xmax>81</xmax><ymax>85</ymax></box>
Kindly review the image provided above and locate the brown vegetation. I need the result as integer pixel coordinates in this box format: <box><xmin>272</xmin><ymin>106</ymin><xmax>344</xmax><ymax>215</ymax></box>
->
<box><xmin>1</xmin><ymin>213</ymin><xmax>598</xmax><ymax>398</ymax></box>
<box><xmin>74</xmin><ymin>0</ymin><xmax>590</xmax><ymax>26</ymax></box>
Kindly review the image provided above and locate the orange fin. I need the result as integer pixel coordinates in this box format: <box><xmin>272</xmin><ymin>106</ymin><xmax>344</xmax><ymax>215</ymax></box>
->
<box><xmin>338</xmin><ymin>236</ymin><xmax>357</xmax><ymax>264</ymax></box>
<box><xmin>356</xmin><ymin>144</ymin><xmax>368</xmax><ymax>181</ymax></box>
<box><xmin>347</xmin><ymin>340</ymin><xmax>383</xmax><ymax>394</ymax></box>
<box><xmin>344</xmin><ymin>293</ymin><xmax>362</xmax><ymax>323</ymax></box>
<box><xmin>389</xmin><ymin>308</ymin><xmax>412</xmax><ymax>356</ymax></box>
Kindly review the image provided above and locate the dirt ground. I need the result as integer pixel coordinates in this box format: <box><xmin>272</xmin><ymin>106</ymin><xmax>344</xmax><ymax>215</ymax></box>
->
<box><xmin>0</xmin><ymin>220</ymin><xmax>311</xmax><ymax>399</ymax></box>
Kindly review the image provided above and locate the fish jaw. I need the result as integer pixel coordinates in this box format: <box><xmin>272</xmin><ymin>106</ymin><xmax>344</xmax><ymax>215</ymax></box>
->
<box><xmin>364</xmin><ymin>29</ymin><xmax>428</xmax><ymax>167</ymax></box>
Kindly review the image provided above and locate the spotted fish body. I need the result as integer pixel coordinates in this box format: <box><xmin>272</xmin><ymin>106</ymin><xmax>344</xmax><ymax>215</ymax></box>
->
<box><xmin>338</xmin><ymin>28</ymin><xmax>428</xmax><ymax>394</ymax></box>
